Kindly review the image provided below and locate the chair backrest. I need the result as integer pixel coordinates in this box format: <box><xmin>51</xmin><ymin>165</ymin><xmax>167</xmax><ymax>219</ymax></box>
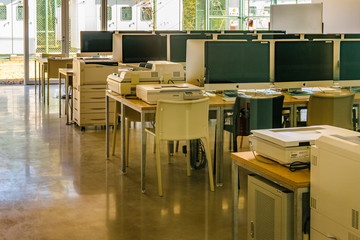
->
<box><xmin>233</xmin><ymin>95</ymin><xmax>284</xmax><ymax>136</ymax></box>
<box><xmin>155</xmin><ymin>98</ymin><xmax>209</xmax><ymax>141</ymax></box>
<box><xmin>41</xmin><ymin>53</ymin><xmax>66</xmax><ymax>58</ymax></box>
<box><xmin>47</xmin><ymin>58</ymin><xmax>73</xmax><ymax>78</ymax></box>
<box><xmin>307</xmin><ymin>92</ymin><xmax>354</xmax><ymax>130</ymax></box>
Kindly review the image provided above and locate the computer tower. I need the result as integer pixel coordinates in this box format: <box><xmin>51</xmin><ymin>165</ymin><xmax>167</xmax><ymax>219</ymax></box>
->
<box><xmin>248</xmin><ymin>175</ymin><xmax>294</xmax><ymax>240</ymax></box>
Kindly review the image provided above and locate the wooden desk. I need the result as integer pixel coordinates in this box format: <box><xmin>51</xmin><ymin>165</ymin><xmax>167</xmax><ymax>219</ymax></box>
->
<box><xmin>231</xmin><ymin>152</ymin><xmax>310</xmax><ymax>240</ymax></box>
<box><xmin>58</xmin><ymin>68</ymin><xmax>73</xmax><ymax>125</ymax></box>
<box><xmin>105</xmin><ymin>91</ymin><xmax>234</xmax><ymax>191</ymax></box>
<box><xmin>34</xmin><ymin>57</ymin><xmax>47</xmax><ymax>99</ymax></box>
<box><xmin>105</xmin><ymin>90</ymin><xmax>360</xmax><ymax>192</ymax></box>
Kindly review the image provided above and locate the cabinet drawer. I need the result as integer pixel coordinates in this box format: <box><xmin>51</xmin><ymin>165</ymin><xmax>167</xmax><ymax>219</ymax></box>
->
<box><xmin>73</xmin><ymin>99</ymin><xmax>115</xmax><ymax>113</ymax></box>
<box><xmin>73</xmin><ymin>89</ymin><xmax>106</xmax><ymax>103</ymax></box>
<box><xmin>73</xmin><ymin>111</ymin><xmax>115</xmax><ymax>126</ymax></box>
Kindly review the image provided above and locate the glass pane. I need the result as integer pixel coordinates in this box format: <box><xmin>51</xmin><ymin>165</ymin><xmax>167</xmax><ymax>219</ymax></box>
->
<box><xmin>17</xmin><ymin>6</ymin><xmax>23</xmax><ymax>21</ymax></box>
<box><xmin>141</xmin><ymin>7</ymin><xmax>152</xmax><ymax>21</ymax></box>
<box><xmin>121</xmin><ymin>7</ymin><xmax>132</xmax><ymax>21</ymax></box>
<box><xmin>0</xmin><ymin>5</ymin><xmax>6</xmax><ymax>20</ymax></box>
<box><xmin>36</xmin><ymin>0</ymin><xmax>62</xmax><ymax>54</ymax></box>
<box><xmin>107</xmin><ymin>6</ymin><xmax>112</xmax><ymax>20</ymax></box>
<box><xmin>0</xmin><ymin>0</ymin><xmax>25</xmax><ymax>82</ymax></box>
<box><xmin>70</xmin><ymin>0</ymin><xmax>101</xmax><ymax>54</ymax></box>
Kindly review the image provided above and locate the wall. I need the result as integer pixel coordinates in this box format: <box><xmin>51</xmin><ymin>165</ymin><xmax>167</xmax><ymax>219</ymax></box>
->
<box><xmin>312</xmin><ymin>0</ymin><xmax>360</xmax><ymax>33</ymax></box>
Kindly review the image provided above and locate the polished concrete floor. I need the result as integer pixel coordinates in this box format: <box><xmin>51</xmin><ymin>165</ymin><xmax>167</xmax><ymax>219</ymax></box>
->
<box><xmin>0</xmin><ymin>85</ymin><xmax>247</xmax><ymax>240</ymax></box>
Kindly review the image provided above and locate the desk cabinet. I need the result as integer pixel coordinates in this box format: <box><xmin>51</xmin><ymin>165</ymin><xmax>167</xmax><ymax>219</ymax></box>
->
<box><xmin>73</xmin><ymin>85</ymin><xmax>115</xmax><ymax>127</ymax></box>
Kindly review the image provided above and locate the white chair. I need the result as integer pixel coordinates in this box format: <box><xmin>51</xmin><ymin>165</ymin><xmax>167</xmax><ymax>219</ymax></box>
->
<box><xmin>145</xmin><ymin>98</ymin><xmax>215</xmax><ymax>196</ymax></box>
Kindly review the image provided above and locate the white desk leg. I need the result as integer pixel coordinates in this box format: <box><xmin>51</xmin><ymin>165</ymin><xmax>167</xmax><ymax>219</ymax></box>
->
<box><xmin>216</xmin><ymin>107</ymin><xmax>224</xmax><ymax>186</ymax></box>
<box><xmin>59</xmin><ymin>72</ymin><xmax>61</xmax><ymax>117</ymax></box>
<box><xmin>141</xmin><ymin>111</ymin><xmax>146</xmax><ymax>193</ymax></box>
<box><xmin>232</xmin><ymin>161</ymin><xmax>239</xmax><ymax>240</ymax></box>
<box><xmin>42</xmin><ymin>65</ymin><xmax>46</xmax><ymax>102</ymax></box>
<box><xmin>120</xmin><ymin>102</ymin><xmax>126</xmax><ymax>173</ymax></box>
<box><xmin>106</xmin><ymin>95</ymin><xmax>110</xmax><ymax>159</ymax></box>
<box><xmin>65</xmin><ymin>76</ymin><xmax>70</xmax><ymax>124</ymax></box>
<box><xmin>39</xmin><ymin>61</ymin><xmax>42</xmax><ymax>97</ymax></box>
<box><xmin>34</xmin><ymin>61</ymin><xmax>37</xmax><ymax>93</ymax></box>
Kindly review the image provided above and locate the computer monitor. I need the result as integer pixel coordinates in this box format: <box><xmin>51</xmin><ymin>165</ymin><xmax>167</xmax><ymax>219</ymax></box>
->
<box><xmin>304</xmin><ymin>34</ymin><xmax>341</xmax><ymax>40</ymax></box>
<box><xmin>217</xmin><ymin>34</ymin><xmax>257</xmax><ymax>41</ymax></box>
<box><xmin>204</xmin><ymin>41</ymin><xmax>270</xmax><ymax>90</ymax></box>
<box><xmin>120</xmin><ymin>34</ymin><xmax>167</xmax><ymax>63</ymax></box>
<box><xmin>339</xmin><ymin>41</ymin><xmax>360</xmax><ymax>87</ymax></box>
<box><xmin>274</xmin><ymin>41</ymin><xmax>334</xmax><ymax>88</ymax></box>
<box><xmin>80</xmin><ymin>31</ymin><xmax>113</xmax><ymax>54</ymax></box>
<box><xmin>170</xmin><ymin>34</ymin><xmax>212</xmax><ymax>63</ymax></box>
<box><xmin>261</xmin><ymin>34</ymin><xmax>300</xmax><ymax>40</ymax></box>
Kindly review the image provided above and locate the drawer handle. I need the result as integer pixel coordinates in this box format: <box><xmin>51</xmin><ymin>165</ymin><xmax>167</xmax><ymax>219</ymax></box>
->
<box><xmin>91</xmin><ymin>108</ymin><xmax>105</xmax><ymax>110</ymax></box>
<box><xmin>91</xmin><ymin>119</ymin><xmax>105</xmax><ymax>121</ymax></box>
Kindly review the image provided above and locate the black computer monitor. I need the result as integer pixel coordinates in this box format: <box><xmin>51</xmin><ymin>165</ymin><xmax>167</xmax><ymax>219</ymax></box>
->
<box><xmin>261</xmin><ymin>34</ymin><xmax>300</xmax><ymax>40</ymax></box>
<box><xmin>274</xmin><ymin>41</ymin><xmax>334</xmax><ymax>88</ymax></box>
<box><xmin>170</xmin><ymin>34</ymin><xmax>212</xmax><ymax>62</ymax></box>
<box><xmin>121</xmin><ymin>34</ymin><xmax>167</xmax><ymax>63</ymax></box>
<box><xmin>217</xmin><ymin>34</ymin><xmax>257</xmax><ymax>41</ymax></box>
<box><xmin>80</xmin><ymin>31</ymin><xmax>113</xmax><ymax>53</ymax></box>
<box><xmin>339</xmin><ymin>41</ymin><xmax>360</xmax><ymax>87</ymax></box>
<box><xmin>204</xmin><ymin>41</ymin><xmax>270</xmax><ymax>90</ymax></box>
<box><xmin>304</xmin><ymin>34</ymin><xmax>341</xmax><ymax>40</ymax></box>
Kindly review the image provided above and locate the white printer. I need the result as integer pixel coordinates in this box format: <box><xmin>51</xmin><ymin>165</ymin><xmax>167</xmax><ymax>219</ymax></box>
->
<box><xmin>72</xmin><ymin>57</ymin><xmax>118</xmax><ymax>89</ymax></box>
<box><xmin>136</xmin><ymin>83</ymin><xmax>203</xmax><ymax>104</ymax></box>
<box><xmin>249</xmin><ymin>125</ymin><xmax>357</xmax><ymax>164</ymax></box>
<box><xmin>107</xmin><ymin>61</ymin><xmax>185</xmax><ymax>96</ymax></box>
<box><xmin>311</xmin><ymin>132</ymin><xmax>360</xmax><ymax>240</ymax></box>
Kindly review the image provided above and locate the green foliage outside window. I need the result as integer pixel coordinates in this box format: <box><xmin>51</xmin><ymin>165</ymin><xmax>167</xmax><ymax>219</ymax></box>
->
<box><xmin>17</xmin><ymin>6</ymin><xmax>24</xmax><ymax>21</ymax></box>
<box><xmin>0</xmin><ymin>6</ymin><xmax>6</xmax><ymax>20</ymax></box>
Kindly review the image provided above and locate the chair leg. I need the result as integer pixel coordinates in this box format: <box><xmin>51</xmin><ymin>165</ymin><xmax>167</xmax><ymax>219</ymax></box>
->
<box><xmin>155</xmin><ymin>139</ymin><xmax>163</xmax><ymax>197</ymax></box>
<box><xmin>175</xmin><ymin>141</ymin><xmax>179</xmax><ymax>152</ymax></box>
<box><xmin>186</xmin><ymin>140</ymin><xmax>191</xmax><ymax>177</ymax></box>
<box><xmin>111</xmin><ymin>102</ymin><xmax>119</xmax><ymax>156</ymax></box>
<box><xmin>202</xmin><ymin>137</ymin><xmax>215</xmax><ymax>192</ymax></box>
<box><xmin>240</xmin><ymin>136</ymin><xmax>244</xmax><ymax>149</ymax></box>
<box><xmin>47</xmin><ymin>76</ymin><xmax>50</xmax><ymax>105</ymax></box>
<box><xmin>229</xmin><ymin>132</ymin><xmax>232</xmax><ymax>151</ymax></box>
<box><xmin>167</xmin><ymin>141</ymin><xmax>174</xmax><ymax>164</ymax></box>
<box><xmin>125</xmin><ymin>118</ymin><xmax>130</xmax><ymax>167</ymax></box>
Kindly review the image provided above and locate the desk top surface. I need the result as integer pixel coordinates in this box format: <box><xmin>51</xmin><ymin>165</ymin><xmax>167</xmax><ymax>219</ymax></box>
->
<box><xmin>106</xmin><ymin>90</ymin><xmax>235</xmax><ymax>111</ymax></box>
<box><xmin>231</xmin><ymin>151</ymin><xmax>310</xmax><ymax>189</ymax></box>
<box><xmin>58</xmin><ymin>68</ymin><xmax>73</xmax><ymax>75</ymax></box>
<box><xmin>106</xmin><ymin>89</ymin><xmax>360</xmax><ymax>112</ymax></box>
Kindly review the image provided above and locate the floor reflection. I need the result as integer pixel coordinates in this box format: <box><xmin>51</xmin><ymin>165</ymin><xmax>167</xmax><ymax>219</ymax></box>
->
<box><xmin>0</xmin><ymin>85</ymin><xmax>245</xmax><ymax>240</ymax></box>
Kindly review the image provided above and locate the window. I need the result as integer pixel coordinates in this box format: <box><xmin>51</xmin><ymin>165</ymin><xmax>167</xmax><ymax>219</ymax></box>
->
<box><xmin>17</xmin><ymin>6</ymin><xmax>23</xmax><ymax>20</ymax></box>
<box><xmin>249</xmin><ymin>6</ymin><xmax>256</xmax><ymax>16</ymax></box>
<box><xmin>141</xmin><ymin>7</ymin><xmax>152</xmax><ymax>21</ymax></box>
<box><xmin>121</xmin><ymin>7</ymin><xmax>132</xmax><ymax>21</ymax></box>
<box><xmin>107</xmin><ymin>6</ymin><xmax>112</xmax><ymax>21</ymax></box>
<box><xmin>0</xmin><ymin>6</ymin><xmax>6</xmax><ymax>20</ymax></box>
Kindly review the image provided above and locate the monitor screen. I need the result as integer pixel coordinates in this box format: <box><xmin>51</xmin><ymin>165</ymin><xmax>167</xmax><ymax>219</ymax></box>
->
<box><xmin>122</xmin><ymin>35</ymin><xmax>167</xmax><ymax>63</ymax></box>
<box><xmin>217</xmin><ymin>34</ymin><xmax>257</xmax><ymax>41</ymax></box>
<box><xmin>274</xmin><ymin>41</ymin><xmax>333</xmax><ymax>87</ymax></box>
<box><xmin>81</xmin><ymin>31</ymin><xmax>113</xmax><ymax>53</ymax></box>
<box><xmin>340</xmin><ymin>41</ymin><xmax>360</xmax><ymax>81</ymax></box>
<box><xmin>204</xmin><ymin>41</ymin><xmax>270</xmax><ymax>90</ymax></box>
<box><xmin>170</xmin><ymin>34</ymin><xmax>212</xmax><ymax>62</ymax></box>
<box><xmin>261</xmin><ymin>34</ymin><xmax>300</xmax><ymax>40</ymax></box>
